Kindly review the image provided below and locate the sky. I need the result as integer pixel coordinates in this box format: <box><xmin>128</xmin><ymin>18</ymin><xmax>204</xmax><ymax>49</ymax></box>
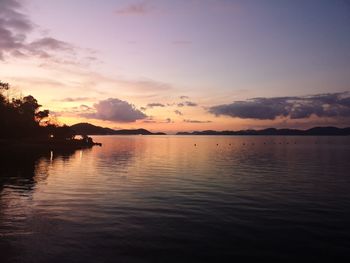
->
<box><xmin>1</xmin><ymin>0</ymin><xmax>350</xmax><ymax>133</ymax></box>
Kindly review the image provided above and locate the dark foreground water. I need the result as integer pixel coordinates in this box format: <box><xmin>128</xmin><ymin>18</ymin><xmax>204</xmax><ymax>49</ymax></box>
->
<box><xmin>1</xmin><ymin>136</ymin><xmax>350</xmax><ymax>262</ymax></box>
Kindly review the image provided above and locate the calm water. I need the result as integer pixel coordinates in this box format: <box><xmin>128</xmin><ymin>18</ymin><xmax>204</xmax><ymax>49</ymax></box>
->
<box><xmin>1</xmin><ymin>136</ymin><xmax>350</xmax><ymax>262</ymax></box>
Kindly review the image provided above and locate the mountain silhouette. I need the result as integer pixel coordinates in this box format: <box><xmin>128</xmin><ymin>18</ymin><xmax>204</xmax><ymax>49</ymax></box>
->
<box><xmin>71</xmin><ymin>123</ymin><xmax>166</xmax><ymax>135</ymax></box>
<box><xmin>177</xmin><ymin>127</ymin><xmax>350</xmax><ymax>136</ymax></box>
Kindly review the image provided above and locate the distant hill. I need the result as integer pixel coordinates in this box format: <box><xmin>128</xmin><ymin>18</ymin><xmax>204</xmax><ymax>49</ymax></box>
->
<box><xmin>71</xmin><ymin>123</ymin><xmax>166</xmax><ymax>135</ymax></box>
<box><xmin>177</xmin><ymin>127</ymin><xmax>350</xmax><ymax>136</ymax></box>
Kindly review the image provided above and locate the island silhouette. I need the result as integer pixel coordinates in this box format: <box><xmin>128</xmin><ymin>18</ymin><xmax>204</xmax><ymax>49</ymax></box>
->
<box><xmin>71</xmin><ymin>123</ymin><xmax>166</xmax><ymax>135</ymax></box>
<box><xmin>73</xmin><ymin>123</ymin><xmax>350</xmax><ymax>136</ymax></box>
<box><xmin>176</xmin><ymin>127</ymin><xmax>350</xmax><ymax>136</ymax></box>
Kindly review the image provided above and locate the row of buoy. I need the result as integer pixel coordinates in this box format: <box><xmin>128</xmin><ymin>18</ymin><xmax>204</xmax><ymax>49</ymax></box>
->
<box><xmin>193</xmin><ymin>142</ymin><xmax>304</xmax><ymax>146</ymax></box>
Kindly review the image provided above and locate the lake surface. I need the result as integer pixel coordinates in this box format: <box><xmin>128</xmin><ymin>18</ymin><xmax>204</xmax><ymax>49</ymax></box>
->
<box><xmin>1</xmin><ymin>136</ymin><xmax>350</xmax><ymax>262</ymax></box>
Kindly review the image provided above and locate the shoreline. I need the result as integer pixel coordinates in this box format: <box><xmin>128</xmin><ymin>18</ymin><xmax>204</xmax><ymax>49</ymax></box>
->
<box><xmin>0</xmin><ymin>138</ymin><xmax>102</xmax><ymax>152</ymax></box>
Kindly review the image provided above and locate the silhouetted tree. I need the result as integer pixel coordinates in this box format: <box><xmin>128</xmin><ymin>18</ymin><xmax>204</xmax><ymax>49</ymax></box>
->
<box><xmin>0</xmin><ymin>81</ymin><xmax>74</xmax><ymax>139</ymax></box>
<box><xmin>0</xmin><ymin>81</ymin><xmax>9</xmax><ymax>105</ymax></box>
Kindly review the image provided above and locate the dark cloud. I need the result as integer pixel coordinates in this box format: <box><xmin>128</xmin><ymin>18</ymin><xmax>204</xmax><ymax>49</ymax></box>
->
<box><xmin>177</xmin><ymin>101</ymin><xmax>198</xmax><ymax>107</ymax></box>
<box><xmin>209</xmin><ymin>92</ymin><xmax>350</xmax><ymax>120</ymax></box>
<box><xmin>25</xmin><ymin>37</ymin><xmax>75</xmax><ymax>59</ymax></box>
<box><xmin>141</xmin><ymin>102</ymin><xmax>167</xmax><ymax>110</ymax></box>
<box><xmin>142</xmin><ymin>117</ymin><xmax>173</xmax><ymax>124</ymax></box>
<box><xmin>79</xmin><ymin>104</ymin><xmax>93</xmax><ymax>111</ymax></box>
<box><xmin>142</xmin><ymin>116</ymin><xmax>156</xmax><ymax>123</ymax></box>
<box><xmin>81</xmin><ymin>98</ymin><xmax>147</xmax><ymax>122</ymax></box>
<box><xmin>180</xmin><ymin>95</ymin><xmax>189</xmax><ymax>99</ymax></box>
<box><xmin>184</xmin><ymin>119</ymin><xmax>212</xmax><ymax>123</ymax></box>
<box><xmin>174</xmin><ymin>110</ymin><xmax>183</xmax><ymax>116</ymax></box>
<box><xmin>147</xmin><ymin>102</ymin><xmax>165</xmax><ymax>108</ymax></box>
<box><xmin>28</xmin><ymin>37</ymin><xmax>73</xmax><ymax>51</ymax></box>
<box><xmin>165</xmin><ymin>118</ymin><xmax>172</xmax><ymax>123</ymax></box>
<box><xmin>115</xmin><ymin>1</ymin><xmax>153</xmax><ymax>15</ymax></box>
<box><xmin>0</xmin><ymin>0</ymin><xmax>31</xmax><ymax>58</ymax></box>
<box><xmin>0</xmin><ymin>0</ymin><xmax>75</xmax><ymax>60</ymax></box>
<box><xmin>0</xmin><ymin>0</ymin><xmax>33</xmax><ymax>31</ymax></box>
<box><xmin>185</xmin><ymin>101</ymin><xmax>198</xmax><ymax>107</ymax></box>
<box><xmin>143</xmin><ymin>120</ymin><xmax>157</xmax><ymax>123</ymax></box>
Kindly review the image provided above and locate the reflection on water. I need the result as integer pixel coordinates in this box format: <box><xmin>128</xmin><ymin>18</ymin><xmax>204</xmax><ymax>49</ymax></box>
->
<box><xmin>1</xmin><ymin>136</ymin><xmax>350</xmax><ymax>262</ymax></box>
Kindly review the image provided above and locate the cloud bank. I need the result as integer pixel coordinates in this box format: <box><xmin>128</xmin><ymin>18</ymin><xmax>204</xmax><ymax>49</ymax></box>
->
<box><xmin>0</xmin><ymin>0</ymin><xmax>77</xmax><ymax>60</ymax></box>
<box><xmin>209</xmin><ymin>92</ymin><xmax>350</xmax><ymax>120</ymax></box>
<box><xmin>0</xmin><ymin>0</ymin><xmax>32</xmax><ymax>59</ymax></box>
<box><xmin>82</xmin><ymin>98</ymin><xmax>147</xmax><ymax>122</ymax></box>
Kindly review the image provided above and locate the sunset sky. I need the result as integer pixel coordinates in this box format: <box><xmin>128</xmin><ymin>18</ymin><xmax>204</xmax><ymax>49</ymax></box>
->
<box><xmin>1</xmin><ymin>0</ymin><xmax>350</xmax><ymax>132</ymax></box>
